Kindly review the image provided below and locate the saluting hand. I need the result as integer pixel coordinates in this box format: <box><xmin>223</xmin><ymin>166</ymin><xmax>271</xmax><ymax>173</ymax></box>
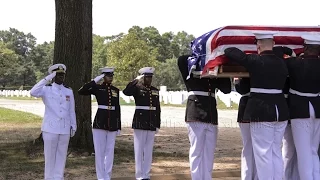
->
<box><xmin>94</xmin><ymin>74</ymin><xmax>105</xmax><ymax>83</ymax></box>
<box><xmin>45</xmin><ymin>71</ymin><xmax>57</xmax><ymax>81</ymax></box>
<box><xmin>135</xmin><ymin>75</ymin><xmax>144</xmax><ymax>80</ymax></box>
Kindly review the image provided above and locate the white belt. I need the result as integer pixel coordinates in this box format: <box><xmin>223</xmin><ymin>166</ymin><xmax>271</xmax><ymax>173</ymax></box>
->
<box><xmin>250</xmin><ymin>88</ymin><xmax>282</xmax><ymax>94</ymax></box>
<box><xmin>289</xmin><ymin>88</ymin><xmax>320</xmax><ymax>97</ymax></box>
<box><xmin>242</xmin><ymin>92</ymin><xmax>250</xmax><ymax>97</ymax></box>
<box><xmin>136</xmin><ymin>106</ymin><xmax>156</xmax><ymax>110</ymax></box>
<box><xmin>98</xmin><ymin>105</ymin><xmax>115</xmax><ymax>110</ymax></box>
<box><xmin>188</xmin><ymin>91</ymin><xmax>215</xmax><ymax>97</ymax></box>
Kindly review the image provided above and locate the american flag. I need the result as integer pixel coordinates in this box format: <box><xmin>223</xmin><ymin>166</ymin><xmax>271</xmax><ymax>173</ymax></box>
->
<box><xmin>187</xmin><ymin>25</ymin><xmax>320</xmax><ymax>79</ymax></box>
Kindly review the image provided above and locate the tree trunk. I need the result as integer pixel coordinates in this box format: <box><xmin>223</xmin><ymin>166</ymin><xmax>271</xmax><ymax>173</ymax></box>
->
<box><xmin>53</xmin><ymin>0</ymin><xmax>93</xmax><ymax>152</ymax></box>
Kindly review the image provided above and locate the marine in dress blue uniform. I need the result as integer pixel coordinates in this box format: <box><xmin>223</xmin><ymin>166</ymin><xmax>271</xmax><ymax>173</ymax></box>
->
<box><xmin>224</xmin><ymin>32</ymin><xmax>290</xmax><ymax>180</ymax></box>
<box><xmin>122</xmin><ymin>67</ymin><xmax>161</xmax><ymax>180</ymax></box>
<box><xmin>178</xmin><ymin>55</ymin><xmax>231</xmax><ymax>180</ymax></box>
<box><xmin>234</xmin><ymin>77</ymin><xmax>258</xmax><ymax>180</ymax></box>
<box><xmin>78</xmin><ymin>67</ymin><xmax>121</xmax><ymax>180</ymax></box>
<box><xmin>286</xmin><ymin>35</ymin><xmax>320</xmax><ymax>180</ymax></box>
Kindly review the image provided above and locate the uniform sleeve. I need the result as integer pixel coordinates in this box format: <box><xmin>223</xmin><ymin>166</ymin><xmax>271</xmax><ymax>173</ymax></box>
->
<box><xmin>217</xmin><ymin>78</ymin><xmax>232</xmax><ymax>94</ymax></box>
<box><xmin>117</xmin><ymin>90</ymin><xmax>121</xmax><ymax>130</ymax></box>
<box><xmin>273</xmin><ymin>46</ymin><xmax>295</xmax><ymax>58</ymax></box>
<box><xmin>157</xmin><ymin>93</ymin><xmax>161</xmax><ymax>128</ymax></box>
<box><xmin>224</xmin><ymin>47</ymin><xmax>258</xmax><ymax>69</ymax></box>
<box><xmin>122</xmin><ymin>79</ymin><xmax>139</xmax><ymax>96</ymax></box>
<box><xmin>69</xmin><ymin>91</ymin><xmax>77</xmax><ymax>131</ymax></box>
<box><xmin>78</xmin><ymin>80</ymin><xmax>97</xmax><ymax>95</ymax></box>
<box><xmin>177</xmin><ymin>55</ymin><xmax>190</xmax><ymax>81</ymax></box>
<box><xmin>30</xmin><ymin>79</ymin><xmax>48</xmax><ymax>97</ymax></box>
<box><xmin>285</xmin><ymin>57</ymin><xmax>297</xmax><ymax>69</ymax></box>
<box><xmin>283</xmin><ymin>77</ymin><xmax>290</xmax><ymax>95</ymax></box>
<box><xmin>235</xmin><ymin>78</ymin><xmax>250</xmax><ymax>95</ymax></box>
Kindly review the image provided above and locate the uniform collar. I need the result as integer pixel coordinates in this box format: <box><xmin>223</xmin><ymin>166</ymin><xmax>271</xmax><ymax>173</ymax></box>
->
<box><xmin>102</xmin><ymin>82</ymin><xmax>111</xmax><ymax>86</ymax></box>
<box><xmin>52</xmin><ymin>82</ymin><xmax>64</xmax><ymax>88</ymax></box>
<box><xmin>260</xmin><ymin>50</ymin><xmax>274</xmax><ymax>55</ymax></box>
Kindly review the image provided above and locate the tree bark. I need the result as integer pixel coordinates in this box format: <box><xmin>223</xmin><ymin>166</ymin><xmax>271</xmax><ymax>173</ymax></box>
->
<box><xmin>53</xmin><ymin>0</ymin><xmax>93</xmax><ymax>152</ymax></box>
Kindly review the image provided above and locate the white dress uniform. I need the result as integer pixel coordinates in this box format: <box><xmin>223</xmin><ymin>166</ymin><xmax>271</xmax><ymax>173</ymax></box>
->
<box><xmin>234</xmin><ymin>78</ymin><xmax>258</xmax><ymax>180</ymax></box>
<box><xmin>282</xmin><ymin>79</ymin><xmax>300</xmax><ymax>180</ymax></box>
<box><xmin>30</xmin><ymin>64</ymin><xmax>77</xmax><ymax>180</ymax></box>
<box><xmin>286</xmin><ymin>35</ymin><xmax>320</xmax><ymax>180</ymax></box>
<box><xmin>282</xmin><ymin>123</ymin><xmax>299</xmax><ymax>180</ymax></box>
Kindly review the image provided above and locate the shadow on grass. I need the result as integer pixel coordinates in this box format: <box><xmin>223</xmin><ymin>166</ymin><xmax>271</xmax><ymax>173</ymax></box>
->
<box><xmin>0</xmin><ymin>127</ymin><xmax>241</xmax><ymax>179</ymax></box>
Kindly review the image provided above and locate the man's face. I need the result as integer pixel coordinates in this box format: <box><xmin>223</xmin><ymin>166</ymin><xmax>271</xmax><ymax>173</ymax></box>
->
<box><xmin>103</xmin><ymin>73</ymin><xmax>113</xmax><ymax>84</ymax></box>
<box><xmin>144</xmin><ymin>76</ymin><xmax>152</xmax><ymax>86</ymax></box>
<box><xmin>54</xmin><ymin>72</ymin><xmax>65</xmax><ymax>84</ymax></box>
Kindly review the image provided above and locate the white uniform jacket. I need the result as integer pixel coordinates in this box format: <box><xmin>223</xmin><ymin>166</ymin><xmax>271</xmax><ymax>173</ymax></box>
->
<box><xmin>30</xmin><ymin>79</ymin><xmax>77</xmax><ymax>134</ymax></box>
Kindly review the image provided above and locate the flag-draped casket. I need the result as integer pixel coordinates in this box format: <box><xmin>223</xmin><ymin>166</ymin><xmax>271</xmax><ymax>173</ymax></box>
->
<box><xmin>187</xmin><ymin>25</ymin><xmax>320</xmax><ymax>78</ymax></box>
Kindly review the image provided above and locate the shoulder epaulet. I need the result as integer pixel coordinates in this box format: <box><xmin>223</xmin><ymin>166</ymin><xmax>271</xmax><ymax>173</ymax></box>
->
<box><xmin>112</xmin><ymin>85</ymin><xmax>120</xmax><ymax>91</ymax></box>
<box><xmin>151</xmin><ymin>86</ymin><xmax>159</xmax><ymax>91</ymax></box>
<box><xmin>45</xmin><ymin>83</ymin><xmax>52</xmax><ymax>86</ymax></box>
<box><xmin>63</xmin><ymin>85</ymin><xmax>72</xmax><ymax>89</ymax></box>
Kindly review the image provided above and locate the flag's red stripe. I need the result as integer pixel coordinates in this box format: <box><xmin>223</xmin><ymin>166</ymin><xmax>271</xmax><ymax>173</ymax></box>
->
<box><xmin>201</xmin><ymin>26</ymin><xmax>315</xmax><ymax>75</ymax></box>
<box><xmin>223</xmin><ymin>26</ymin><xmax>320</xmax><ymax>32</ymax></box>
<box><xmin>202</xmin><ymin>56</ymin><xmax>228</xmax><ymax>74</ymax></box>
<box><xmin>212</xmin><ymin>36</ymin><xmax>304</xmax><ymax>50</ymax></box>
<box><xmin>202</xmin><ymin>48</ymin><xmax>305</xmax><ymax>75</ymax></box>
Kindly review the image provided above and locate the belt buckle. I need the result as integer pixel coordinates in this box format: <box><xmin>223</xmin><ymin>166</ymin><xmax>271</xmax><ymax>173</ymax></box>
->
<box><xmin>208</xmin><ymin>92</ymin><xmax>211</xmax><ymax>96</ymax></box>
<box><xmin>149</xmin><ymin>106</ymin><xmax>153</xmax><ymax>110</ymax></box>
<box><xmin>107</xmin><ymin>106</ymin><xmax>112</xmax><ymax>110</ymax></box>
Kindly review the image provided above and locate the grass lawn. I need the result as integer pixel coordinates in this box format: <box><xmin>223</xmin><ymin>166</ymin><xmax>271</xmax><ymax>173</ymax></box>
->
<box><xmin>0</xmin><ymin>107</ymin><xmax>241</xmax><ymax>179</ymax></box>
<box><xmin>0</xmin><ymin>107</ymin><xmax>98</xmax><ymax>179</ymax></box>
<box><xmin>0</xmin><ymin>108</ymin><xmax>43</xmax><ymax>179</ymax></box>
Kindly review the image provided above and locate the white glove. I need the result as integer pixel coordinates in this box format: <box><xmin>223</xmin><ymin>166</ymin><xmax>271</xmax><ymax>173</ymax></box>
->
<box><xmin>94</xmin><ymin>74</ymin><xmax>105</xmax><ymax>83</ymax></box>
<box><xmin>156</xmin><ymin>128</ymin><xmax>159</xmax><ymax>134</ymax></box>
<box><xmin>135</xmin><ymin>75</ymin><xmax>144</xmax><ymax>80</ymax></box>
<box><xmin>116</xmin><ymin>130</ymin><xmax>121</xmax><ymax>136</ymax></box>
<box><xmin>45</xmin><ymin>71</ymin><xmax>56</xmax><ymax>81</ymax></box>
<box><xmin>70</xmin><ymin>126</ymin><xmax>76</xmax><ymax>137</ymax></box>
<box><xmin>71</xmin><ymin>130</ymin><xmax>76</xmax><ymax>137</ymax></box>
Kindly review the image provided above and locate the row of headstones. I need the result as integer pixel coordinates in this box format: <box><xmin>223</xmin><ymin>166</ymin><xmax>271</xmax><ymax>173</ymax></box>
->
<box><xmin>0</xmin><ymin>89</ymin><xmax>241</xmax><ymax>106</ymax></box>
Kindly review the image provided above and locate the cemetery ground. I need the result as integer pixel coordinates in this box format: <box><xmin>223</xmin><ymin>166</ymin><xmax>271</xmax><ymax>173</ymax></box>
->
<box><xmin>0</xmin><ymin>105</ymin><xmax>242</xmax><ymax>180</ymax></box>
